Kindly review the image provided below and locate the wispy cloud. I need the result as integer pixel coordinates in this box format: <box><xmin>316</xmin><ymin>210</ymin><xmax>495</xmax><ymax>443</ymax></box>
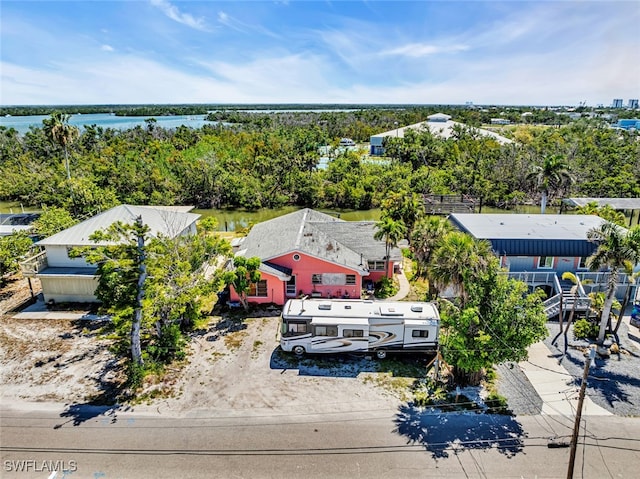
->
<box><xmin>217</xmin><ymin>11</ymin><xmax>280</xmax><ymax>38</ymax></box>
<box><xmin>150</xmin><ymin>0</ymin><xmax>208</xmax><ymax>31</ymax></box>
<box><xmin>380</xmin><ymin>43</ymin><xmax>469</xmax><ymax>58</ymax></box>
<box><xmin>101</xmin><ymin>44</ymin><xmax>114</xmax><ymax>52</ymax></box>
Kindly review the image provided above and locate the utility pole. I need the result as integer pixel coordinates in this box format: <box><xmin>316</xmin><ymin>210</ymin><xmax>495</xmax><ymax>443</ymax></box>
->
<box><xmin>567</xmin><ymin>346</ymin><xmax>596</xmax><ymax>479</ymax></box>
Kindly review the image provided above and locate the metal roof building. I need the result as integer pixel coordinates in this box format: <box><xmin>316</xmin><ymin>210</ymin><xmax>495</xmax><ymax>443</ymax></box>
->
<box><xmin>448</xmin><ymin>213</ymin><xmax>607</xmax><ymax>257</ymax></box>
<box><xmin>37</xmin><ymin>205</ymin><xmax>199</xmax><ymax>246</ymax></box>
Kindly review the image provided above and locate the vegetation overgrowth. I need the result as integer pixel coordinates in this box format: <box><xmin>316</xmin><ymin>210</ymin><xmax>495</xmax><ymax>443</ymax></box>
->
<box><xmin>1</xmin><ymin>107</ymin><xmax>638</xmax><ymax>217</ymax></box>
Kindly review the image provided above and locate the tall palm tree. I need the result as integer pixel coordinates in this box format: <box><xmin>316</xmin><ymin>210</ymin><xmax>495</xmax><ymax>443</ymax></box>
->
<box><xmin>526</xmin><ymin>154</ymin><xmax>573</xmax><ymax>214</ymax></box>
<box><xmin>374</xmin><ymin>216</ymin><xmax>406</xmax><ymax>277</ymax></box>
<box><xmin>587</xmin><ymin>222</ymin><xmax>640</xmax><ymax>345</ymax></box>
<box><xmin>429</xmin><ymin>231</ymin><xmax>493</xmax><ymax>306</ymax></box>
<box><xmin>43</xmin><ymin>111</ymin><xmax>79</xmax><ymax>181</ymax></box>
<box><xmin>410</xmin><ymin>216</ymin><xmax>454</xmax><ymax>277</ymax></box>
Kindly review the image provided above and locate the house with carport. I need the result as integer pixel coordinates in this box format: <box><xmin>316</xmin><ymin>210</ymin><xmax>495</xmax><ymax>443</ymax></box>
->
<box><xmin>20</xmin><ymin>205</ymin><xmax>199</xmax><ymax>303</ymax></box>
<box><xmin>228</xmin><ymin>209</ymin><xmax>401</xmax><ymax>306</ymax></box>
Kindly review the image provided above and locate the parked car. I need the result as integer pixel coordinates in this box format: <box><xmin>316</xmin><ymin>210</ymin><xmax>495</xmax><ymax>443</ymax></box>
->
<box><xmin>630</xmin><ymin>303</ymin><xmax>640</xmax><ymax>329</ymax></box>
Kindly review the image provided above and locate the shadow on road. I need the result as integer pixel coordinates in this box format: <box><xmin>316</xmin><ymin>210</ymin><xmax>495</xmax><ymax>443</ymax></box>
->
<box><xmin>393</xmin><ymin>403</ymin><xmax>525</xmax><ymax>458</ymax></box>
<box><xmin>54</xmin><ymin>403</ymin><xmax>125</xmax><ymax>428</ymax></box>
<box><xmin>269</xmin><ymin>347</ymin><xmax>432</xmax><ymax>379</ymax></box>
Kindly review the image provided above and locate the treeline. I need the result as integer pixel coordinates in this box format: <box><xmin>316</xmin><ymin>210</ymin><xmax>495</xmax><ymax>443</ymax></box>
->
<box><xmin>0</xmin><ymin>109</ymin><xmax>638</xmax><ymax>217</ymax></box>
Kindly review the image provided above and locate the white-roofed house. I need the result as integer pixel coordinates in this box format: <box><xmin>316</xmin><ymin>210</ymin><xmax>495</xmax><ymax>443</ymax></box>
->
<box><xmin>369</xmin><ymin>112</ymin><xmax>512</xmax><ymax>156</ymax></box>
<box><xmin>20</xmin><ymin>205</ymin><xmax>199</xmax><ymax>303</ymax></box>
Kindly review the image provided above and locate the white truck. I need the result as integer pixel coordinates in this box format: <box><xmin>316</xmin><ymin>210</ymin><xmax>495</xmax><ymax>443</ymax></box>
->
<box><xmin>279</xmin><ymin>298</ymin><xmax>440</xmax><ymax>359</ymax></box>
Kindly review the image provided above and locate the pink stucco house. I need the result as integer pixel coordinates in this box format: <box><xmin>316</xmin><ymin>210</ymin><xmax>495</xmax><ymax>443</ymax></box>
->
<box><xmin>227</xmin><ymin>209</ymin><xmax>401</xmax><ymax>306</ymax></box>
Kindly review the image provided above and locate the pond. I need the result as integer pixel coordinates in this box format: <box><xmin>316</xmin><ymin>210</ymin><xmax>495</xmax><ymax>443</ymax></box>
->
<box><xmin>194</xmin><ymin>207</ymin><xmax>383</xmax><ymax>232</ymax></box>
<box><xmin>2</xmin><ymin>201</ymin><xmax>637</xmax><ymax>230</ymax></box>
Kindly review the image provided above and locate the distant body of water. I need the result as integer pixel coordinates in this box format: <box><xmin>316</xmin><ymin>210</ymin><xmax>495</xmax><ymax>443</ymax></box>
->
<box><xmin>0</xmin><ymin>109</ymin><xmax>362</xmax><ymax>135</ymax></box>
<box><xmin>0</xmin><ymin>113</ymin><xmax>213</xmax><ymax>135</ymax></box>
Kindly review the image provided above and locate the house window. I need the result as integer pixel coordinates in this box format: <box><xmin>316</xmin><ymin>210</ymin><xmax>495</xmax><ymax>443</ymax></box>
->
<box><xmin>578</xmin><ymin>257</ymin><xmax>589</xmax><ymax>269</ymax></box>
<box><xmin>343</xmin><ymin>329</ymin><xmax>364</xmax><ymax>338</ymax></box>
<box><xmin>538</xmin><ymin>256</ymin><xmax>553</xmax><ymax>269</ymax></box>
<box><xmin>346</xmin><ymin>275</ymin><xmax>356</xmax><ymax>285</ymax></box>
<box><xmin>248</xmin><ymin>280</ymin><xmax>268</xmax><ymax>297</ymax></box>
<box><xmin>312</xmin><ymin>274</ymin><xmax>322</xmax><ymax>284</ymax></box>
<box><xmin>293</xmin><ymin>254</ymin><xmax>301</xmax><ymax>261</ymax></box>
<box><xmin>314</xmin><ymin>325</ymin><xmax>338</xmax><ymax>336</ymax></box>
<box><xmin>367</xmin><ymin>260</ymin><xmax>385</xmax><ymax>271</ymax></box>
<box><xmin>286</xmin><ymin>276</ymin><xmax>296</xmax><ymax>296</ymax></box>
<box><xmin>412</xmin><ymin>330</ymin><xmax>429</xmax><ymax>338</ymax></box>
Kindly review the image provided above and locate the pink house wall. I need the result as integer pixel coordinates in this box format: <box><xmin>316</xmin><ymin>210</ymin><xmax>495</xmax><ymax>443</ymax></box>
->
<box><xmin>272</xmin><ymin>251</ymin><xmax>363</xmax><ymax>300</ymax></box>
<box><xmin>229</xmin><ymin>251</ymin><xmax>366</xmax><ymax>305</ymax></box>
<box><xmin>229</xmin><ymin>270</ymin><xmax>286</xmax><ymax>305</ymax></box>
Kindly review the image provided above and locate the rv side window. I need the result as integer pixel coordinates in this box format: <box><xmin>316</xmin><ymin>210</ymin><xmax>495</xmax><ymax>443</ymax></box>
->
<box><xmin>343</xmin><ymin>329</ymin><xmax>364</xmax><ymax>338</ymax></box>
<box><xmin>286</xmin><ymin>322</ymin><xmax>308</xmax><ymax>336</ymax></box>
<box><xmin>412</xmin><ymin>330</ymin><xmax>429</xmax><ymax>338</ymax></box>
<box><xmin>314</xmin><ymin>325</ymin><xmax>338</xmax><ymax>336</ymax></box>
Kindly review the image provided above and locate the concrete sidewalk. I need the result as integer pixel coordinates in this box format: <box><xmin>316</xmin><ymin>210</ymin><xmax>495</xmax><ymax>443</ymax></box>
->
<box><xmin>387</xmin><ymin>270</ymin><xmax>411</xmax><ymax>301</ymax></box>
<box><xmin>10</xmin><ymin>299</ymin><xmax>110</xmax><ymax>321</ymax></box>
<box><xmin>520</xmin><ymin>341</ymin><xmax>612</xmax><ymax>416</ymax></box>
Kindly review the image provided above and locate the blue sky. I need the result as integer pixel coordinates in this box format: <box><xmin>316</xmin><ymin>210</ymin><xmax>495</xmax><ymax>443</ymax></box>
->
<box><xmin>1</xmin><ymin>0</ymin><xmax>638</xmax><ymax>106</ymax></box>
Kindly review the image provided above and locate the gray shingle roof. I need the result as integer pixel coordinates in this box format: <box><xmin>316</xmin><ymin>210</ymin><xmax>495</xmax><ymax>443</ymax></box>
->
<box><xmin>239</xmin><ymin>209</ymin><xmax>393</xmax><ymax>274</ymax></box>
<box><xmin>37</xmin><ymin>205</ymin><xmax>200</xmax><ymax>246</ymax></box>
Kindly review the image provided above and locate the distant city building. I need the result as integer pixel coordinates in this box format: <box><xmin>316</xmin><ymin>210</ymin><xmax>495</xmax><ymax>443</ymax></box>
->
<box><xmin>629</xmin><ymin>99</ymin><xmax>639</xmax><ymax>109</ymax></box>
<box><xmin>490</xmin><ymin>118</ymin><xmax>510</xmax><ymax>125</ymax></box>
<box><xmin>612</xmin><ymin>99</ymin><xmax>624</xmax><ymax>108</ymax></box>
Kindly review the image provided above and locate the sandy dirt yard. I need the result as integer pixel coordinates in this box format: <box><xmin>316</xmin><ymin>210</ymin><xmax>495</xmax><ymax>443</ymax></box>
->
<box><xmin>1</xmin><ymin>279</ymin><xmax>419</xmax><ymax>416</ymax></box>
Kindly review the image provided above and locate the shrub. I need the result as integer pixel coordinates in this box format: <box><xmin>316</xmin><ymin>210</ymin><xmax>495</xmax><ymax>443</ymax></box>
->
<box><xmin>573</xmin><ymin>318</ymin><xmax>599</xmax><ymax>340</ymax></box>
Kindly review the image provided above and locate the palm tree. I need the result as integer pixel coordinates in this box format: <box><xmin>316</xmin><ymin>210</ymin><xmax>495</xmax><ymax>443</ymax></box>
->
<box><xmin>374</xmin><ymin>216</ymin><xmax>406</xmax><ymax>277</ymax></box>
<box><xmin>587</xmin><ymin>222</ymin><xmax>640</xmax><ymax>346</ymax></box>
<box><xmin>43</xmin><ymin>111</ymin><xmax>79</xmax><ymax>181</ymax></box>
<box><xmin>410</xmin><ymin>216</ymin><xmax>454</xmax><ymax>277</ymax></box>
<box><xmin>429</xmin><ymin>231</ymin><xmax>493</xmax><ymax>306</ymax></box>
<box><xmin>526</xmin><ymin>154</ymin><xmax>573</xmax><ymax>214</ymax></box>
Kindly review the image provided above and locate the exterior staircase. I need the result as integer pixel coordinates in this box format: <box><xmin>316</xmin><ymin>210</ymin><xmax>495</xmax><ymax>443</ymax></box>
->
<box><xmin>542</xmin><ymin>274</ymin><xmax>591</xmax><ymax>320</ymax></box>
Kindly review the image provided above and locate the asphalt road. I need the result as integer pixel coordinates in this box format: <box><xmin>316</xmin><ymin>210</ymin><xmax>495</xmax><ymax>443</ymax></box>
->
<box><xmin>2</xmin><ymin>403</ymin><xmax>640</xmax><ymax>478</ymax></box>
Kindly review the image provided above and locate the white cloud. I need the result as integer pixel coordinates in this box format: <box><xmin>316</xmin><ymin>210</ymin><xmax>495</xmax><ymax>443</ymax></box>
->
<box><xmin>101</xmin><ymin>44</ymin><xmax>114</xmax><ymax>52</ymax></box>
<box><xmin>380</xmin><ymin>43</ymin><xmax>469</xmax><ymax>58</ymax></box>
<box><xmin>150</xmin><ymin>0</ymin><xmax>208</xmax><ymax>31</ymax></box>
<box><xmin>217</xmin><ymin>11</ymin><xmax>280</xmax><ymax>38</ymax></box>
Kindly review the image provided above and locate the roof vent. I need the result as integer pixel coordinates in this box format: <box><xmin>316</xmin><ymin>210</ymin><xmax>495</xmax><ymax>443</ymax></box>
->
<box><xmin>344</xmin><ymin>305</ymin><xmax>352</xmax><ymax>309</ymax></box>
<box><xmin>411</xmin><ymin>305</ymin><xmax>423</xmax><ymax>312</ymax></box>
<box><xmin>318</xmin><ymin>303</ymin><xmax>332</xmax><ymax>310</ymax></box>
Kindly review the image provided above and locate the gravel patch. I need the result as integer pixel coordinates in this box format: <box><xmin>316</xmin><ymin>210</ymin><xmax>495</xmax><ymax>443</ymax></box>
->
<box><xmin>495</xmin><ymin>361</ymin><xmax>543</xmax><ymax>415</ymax></box>
<box><xmin>543</xmin><ymin>319</ymin><xmax>640</xmax><ymax>416</ymax></box>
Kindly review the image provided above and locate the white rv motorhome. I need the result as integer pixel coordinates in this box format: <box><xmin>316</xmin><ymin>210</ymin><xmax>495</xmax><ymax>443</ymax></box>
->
<box><xmin>280</xmin><ymin>298</ymin><xmax>440</xmax><ymax>359</ymax></box>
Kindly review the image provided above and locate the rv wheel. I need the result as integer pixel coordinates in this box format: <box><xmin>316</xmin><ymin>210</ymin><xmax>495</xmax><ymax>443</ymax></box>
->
<box><xmin>375</xmin><ymin>350</ymin><xmax>387</xmax><ymax>360</ymax></box>
<box><xmin>292</xmin><ymin>345</ymin><xmax>306</xmax><ymax>356</ymax></box>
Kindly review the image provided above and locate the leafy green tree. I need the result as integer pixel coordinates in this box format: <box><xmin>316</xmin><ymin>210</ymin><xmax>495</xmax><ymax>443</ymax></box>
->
<box><xmin>380</xmin><ymin>190</ymin><xmax>424</xmax><ymax>239</ymax></box>
<box><xmin>32</xmin><ymin>206</ymin><xmax>78</xmax><ymax>238</ymax></box>
<box><xmin>0</xmin><ymin>232</ymin><xmax>33</xmax><ymax>285</ymax></box>
<box><xmin>374</xmin><ymin>216</ymin><xmax>407</xmax><ymax>277</ymax></box>
<box><xmin>439</xmin><ymin>256</ymin><xmax>548</xmax><ymax>385</ymax></box>
<box><xmin>222</xmin><ymin>256</ymin><xmax>262</xmax><ymax>310</ymax></box>
<box><xmin>586</xmin><ymin>222</ymin><xmax>640</xmax><ymax>345</ymax></box>
<box><xmin>575</xmin><ymin>201</ymin><xmax>627</xmax><ymax>227</ymax></box>
<box><xmin>78</xmin><ymin>219</ymin><xmax>150</xmax><ymax>366</ymax></box>
<box><xmin>526</xmin><ymin>154</ymin><xmax>573</xmax><ymax>214</ymax></box>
